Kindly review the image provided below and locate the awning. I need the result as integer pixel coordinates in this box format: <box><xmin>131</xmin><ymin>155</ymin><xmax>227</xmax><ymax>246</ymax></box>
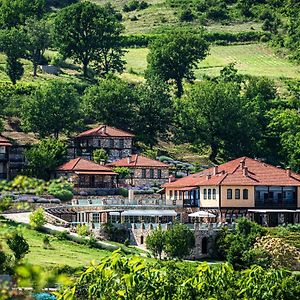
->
<box><xmin>176</xmin><ymin>186</ymin><xmax>198</xmax><ymax>191</ymax></box>
<box><xmin>248</xmin><ymin>209</ymin><xmax>296</xmax><ymax>213</ymax></box>
<box><xmin>75</xmin><ymin>171</ymin><xmax>117</xmax><ymax>175</ymax></box>
<box><xmin>109</xmin><ymin>211</ymin><xmax>122</xmax><ymax>216</ymax></box>
<box><xmin>188</xmin><ymin>211</ymin><xmax>216</xmax><ymax>218</ymax></box>
<box><xmin>121</xmin><ymin>210</ymin><xmax>177</xmax><ymax>217</ymax></box>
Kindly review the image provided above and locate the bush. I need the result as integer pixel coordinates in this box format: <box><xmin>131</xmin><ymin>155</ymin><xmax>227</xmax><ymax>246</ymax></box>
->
<box><xmin>55</xmin><ymin>230</ymin><xmax>68</xmax><ymax>241</ymax></box>
<box><xmin>30</xmin><ymin>208</ymin><xmax>47</xmax><ymax>229</ymax></box>
<box><xmin>119</xmin><ymin>188</ymin><xmax>129</xmax><ymax>197</ymax></box>
<box><xmin>85</xmin><ymin>236</ymin><xmax>98</xmax><ymax>248</ymax></box>
<box><xmin>0</xmin><ymin>196</ymin><xmax>12</xmax><ymax>212</ymax></box>
<box><xmin>76</xmin><ymin>224</ymin><xmax>89</xmax><ymax>237</ymax></box>
<box><xmin>179</xmin><ymin>9</ymin><xmax>194</xmax><ymax>22</ymax></box>
<box><xmin>93</xmin><ymin>148</ymin><xmax>108</xmax><ymax>164</ymax></box>
<box><xmin>124</xmin><ymin>239</ymin><xmax>130</xmax><ymax>247</ymax></box>
<box><xmin>6</xmin><ymin>232</ymin><xmax>29</xmax><ymax>261</ymax></box>
<box><xmin>49</xmin><ymin>189</ymin><xmax>73</xmax><ymax>202</ymax></box>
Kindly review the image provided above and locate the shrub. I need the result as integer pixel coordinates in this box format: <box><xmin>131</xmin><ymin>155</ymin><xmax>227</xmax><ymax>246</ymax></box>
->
<box><xmin>30</xmin><ymin>208</ymin><xmax>46</xmax><ymax>229</ymax></box>
<box><xmin>6</xmin><ymin>232</ymin><xmax>29</xmax><ymax>261</ymax></box>
<box><xmin>93</xmin><ymin>148</ymin><xmax>108</xmax><ymax>164</ymax></box>
<box><xmin>85</xmin><ymin>236</ymin><xmax>98</xmax><ymax>248</ymax></box>
<box><xmin>0</xmin><ymin>196</ymin><xmax>12</xmax><ymax>212</ymax></box>
<box><xmin>76</xmin><ymin>224</ymin><xmax>89</xmax><ymax>237</ymax></box>
<box><xmin>55</xmin><ymin>230</ymin><xmax>68</xmax><ymax>240</ymax></box>
<box><xmin>119</xmin><ymin>188</ymin><xmax>129</xmax><ymax>197</ymax></box>
<box><xmin>124</xmin><ymin>239</ymin><xmax>130</xmax><ymax>247</ymax></box>
<box><xmin>48</xmin><ymin>188</ymin><xmax>73</xmax><ymax>202</ymax></box>
<box><xmin>179</xmin><ymin>9</ymin><xmax>194</xmax><ymax>22</ymax></box>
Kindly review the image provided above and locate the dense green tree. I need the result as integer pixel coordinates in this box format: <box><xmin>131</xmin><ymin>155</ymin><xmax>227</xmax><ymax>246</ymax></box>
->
<box><xmin>93</xmin><ymin>148</ymin><xmax>108</xmax><ymax>164</ymax></box>
<box><xmin>29</xmin><ymin>208</ymin><xmax>46</xmax><ymax>229</ymax></box>
<box><xmin>25</xmin><ymin>138</ymin><xmax>67</xmax><ymax>180</ymax></box>
<box><xmin>0</xmin><ymin>0</ymin><xmax>45</xmax><ymax>29</ymax></box>
<box><xmin>134</xmin><ymin>76</ymin><xmax>173</xmax><ymax>147</ymax></box>
<box><xmin>82</xmin><ymin>78</ymin><xmax>136</xmax><ymax>130</ymax></box>
<box><xmin>177</xmin><ymin>80</ymin><xmax>246</xmax><ymax>162</ymax></box>
<box><xmin>146</xmin><ymin>30</ymin><xmax>209</xmax><ymax>97</ymax></box>
<box><xmin>0</xmin><ymin>28</ymin><xmax>28</xmax><ymax>84</ymax></box>
<box><xmin>23</xmin><ymin>18</ymin><xmax>50</xmax><ymax>77</ymax></box>
<box><xmin>146</xmin><ymin>226</ymin><xmax>166</xmax><ymax>259</ymax></box>
<box><xmin>21</xmin><ymin>81</ymin><xmax>81</xmax><ymax>138</ymax></box>
<box><xmin>6</xmin><ymin>232</ymin><xmax>29</xmax><ymax>261</ymax></box>
<box><xmin>53</xmin><ymin>2</ymin><xmax>124</xmax><ymax>77</ymax></box>
<box><xmin>165</xmin><ymin>223</ymin><xmax>195</xmax><ymax>259</ymax></box>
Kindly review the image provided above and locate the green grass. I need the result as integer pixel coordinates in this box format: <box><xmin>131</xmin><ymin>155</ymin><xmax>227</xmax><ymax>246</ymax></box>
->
<box><xmin>0</xmin><ymin>218</ymin><xmax>112</xmax><ymax>268</ymax></box>
<box><xmin>123</xmin><ymin>43</ymin><xmax>300</xmax><ymax>80</ymax></box>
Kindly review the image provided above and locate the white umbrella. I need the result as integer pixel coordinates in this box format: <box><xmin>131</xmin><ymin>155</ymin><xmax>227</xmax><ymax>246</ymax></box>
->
<box><xmin>188</xmin><ymin>211</ymin><xmax>216</xmax><ymax>218</ymax></box>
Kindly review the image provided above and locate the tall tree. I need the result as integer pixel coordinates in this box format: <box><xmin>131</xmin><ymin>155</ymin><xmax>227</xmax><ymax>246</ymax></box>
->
<box><xmin>0</xmin><ymin>28</ymin><xmax>28</xmax><ymax>84</ymax></box>
<box><xmin>0</xmin><ymin>0</ymin><xmax>45</xmax><ymax>29</ymax></box>
<box><xmin>134</xmin><ymin>76</ymin><xmax>173</xmax><ymax>147</ymax></box>
<box><xmin>82</xmin><ymin>77</ymin><xmax>137</xmax><ymax>130</ymax></box>
<box><xmin>177</xmin><ymin>80</ymin><xmax>248</xmax><ymax>162</ymax></box>
<box><xmin>21</xmin><ymin>81</ymin><xmax>81</xmax><ymax>138</ymax></box>
<box><xmin>25</xmin><ymin>138</ymin><xmax>67</xmax><ymax>180</ymax></box>
<box><xmin>146</xmin><ymin>30</ymin><xmax>209</xmax><ymax>97</ymax></box>
<box><xmin>53</xmin><ymin>2</ymin><xmax>124</xmax><ymax>77</ymax></box>
<box><xmin>23</xmin><ymin>18</ymin><xmax>50</xmax><ymax>77</ymax></box>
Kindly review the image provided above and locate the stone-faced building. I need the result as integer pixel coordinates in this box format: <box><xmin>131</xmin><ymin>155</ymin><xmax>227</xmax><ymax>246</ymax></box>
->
<box><xmin>73</xmin><ymin>125</ymin><xmax>134</xmax><ymax>162</ymax></box>
<box><xmin>108</xmin><ymin>154</ymin><xmax>170</xmax><ymax>188</ymax></box>
<box><xmin>0</xmin><ymin>136</ymin><xmax>11</xmax><ymax>180</ymax></box>
<box><xmin>57</xmin><ymin>157</ymin><xmax>117</xmax><ymax>191</ymax></box>
<box><xmin>163</xmin><ymin>156</ymin><xmax>300</xmax><ymax>226</ymax></box>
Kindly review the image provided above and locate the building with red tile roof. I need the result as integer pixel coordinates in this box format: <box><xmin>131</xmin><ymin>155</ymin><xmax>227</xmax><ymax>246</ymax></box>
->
<box><xmin>57</xmin><ymin>157</ymin><xmax>117</xmax><ymax>189</ymax></box>
<box><xmin>163</xmin><ymin>157</ymin><xmax>300</xmax><ymax>226</ymax></box>
<box><xmin>108</xmin><ymin>154</ymin><xmax>170</xmax><ymax>188</ymax></box>
<box><xmin>73</xmin><ymin>125</ymin><xmax>134</xmax><ymax>162</ymax></box>
<box><xmin>0</xmin><ymin>135</ymin><xmax>11</xmax><ymax>180</ymax></box>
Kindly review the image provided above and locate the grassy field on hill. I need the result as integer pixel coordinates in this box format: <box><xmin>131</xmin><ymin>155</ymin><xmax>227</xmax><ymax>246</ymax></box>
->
<box><xmin>124</xmin><ymin>43</ymin><xmax>300</xmax><ymax>80</ymax></box>
<box><xmin>0</xmin><ymin>217</ymin><xmax>113</xmax><ymax>269</ymax></box>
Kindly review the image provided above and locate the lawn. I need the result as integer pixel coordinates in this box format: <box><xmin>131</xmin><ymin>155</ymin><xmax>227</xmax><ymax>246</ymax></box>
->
<box><xmin>0</xmin><ymin>218</ymin><xmax>112</xmax><ymax>269</ymax></box>
<box><xmin>123</xmin><ymin>43</ymin><xmax>300</xmax><ymax>80</ymax></box>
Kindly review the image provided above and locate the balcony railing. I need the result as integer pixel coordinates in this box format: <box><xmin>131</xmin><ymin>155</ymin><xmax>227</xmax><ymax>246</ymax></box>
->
<box><xmin>255</xmin><ymin>199</ymin><xmax>297</xmax><ymax>209</ymax></box>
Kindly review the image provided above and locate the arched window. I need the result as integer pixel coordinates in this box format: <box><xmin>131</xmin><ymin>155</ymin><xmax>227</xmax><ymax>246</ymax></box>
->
<box><xmin>208</xmin><ymin>189</ymin><xmax>211</xmax><ymax>199</ymax></box>
<box><xmin>212</xmin><ymin>188</ymin><xmax>216</xmax><ymax>199</ymax></box>
<box><xmin>243</xmin><ymin>189</ymin><xmax>248</xmax><ymax>199</ymax></box>
<box><xmin>227</xmin><ymin>189</ymin><xmax>232</xmax><ymax>199</ymax></box>
<box><xmin>202</xmin><ymin>237</ymin><xmax>208</xmax><ymax>254</ymax></box>
<box><xmin>204</xmin><ymin>189</ymin><xmax>207</xmax><ymax>200</ymax></box>
<box><xmin>235</xmin><ymin>189</ymin><xmax>240</xmax><ymax>199</ymax></box>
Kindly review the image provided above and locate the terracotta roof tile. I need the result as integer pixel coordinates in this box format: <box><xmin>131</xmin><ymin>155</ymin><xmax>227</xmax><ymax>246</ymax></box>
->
<box><xmin>108</xmin><ymin>154</ymin><xmax>170</xmax><ymax>168</ymax></box>
<box><xmin>58</xmin><ymin>157</ymin><xmax>117</xmax><ymax>174</ymax></box>
<box><xmin>163</xmin><ymin>156</ymin><xmax>300</xmax><ymax>188</ymax></box>
<box><xmin>76</xmin><ymin>125</ymin><xmax>134</xmax><ymax>138</ymax></box>
<box><xmin>0</xmin><ymin>135</ymin><xmax>12</xmax><ymax>146</ymax></box>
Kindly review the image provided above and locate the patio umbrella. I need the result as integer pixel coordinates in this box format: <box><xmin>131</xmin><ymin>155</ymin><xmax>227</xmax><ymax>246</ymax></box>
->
<box><xmin>188</xmin><ymin>211</ymin><xmax>216</xmax><ymax>218</ymax></box>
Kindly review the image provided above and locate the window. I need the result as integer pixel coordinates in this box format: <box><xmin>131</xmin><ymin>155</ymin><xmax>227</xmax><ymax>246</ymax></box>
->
<box><xmin>157</xmin><ymin>169</ymin><xmax>162</xmax><ymax>179</ymax></box>
<box><xmin>204</xmin><ymin>189</ymin><xmax>207</xmax><ymax>200</ymax></box>
<box><xmin>150</xmin><ymin>169</ymin><xmax>154</xmax><ymax>179</ymax></box>
<box><xmin>169</xmin><ymin>190</ymin><xmax>173</xmax><ymax>199</ymax></box>
<box><xmin>235</xmin><ymin>189</ymin><xmax>240</xmax><ymax>199</ymax></box>
<box><xmin>174</xmin><ymin>191</ymin><xmax>178</xmax><ymax>200</ymax></box>
<box><xmin>109</xmin><ymin>139</ymin><xmax>114</xmax><ymax>148</ymax></box>
<box><xmin>208</xmin><ymin>189</ymin><xmax>211</xmax><ymax>199</ymax></box>
<box><xmin>212</xmin><ymin>188</ymin><xmax>216</xmax><ymax>199</ymax></box>
<box><xmin>119</xmin><ymin>139</ymin><xmax>124</xmax><ymax>149</ymax></box>
<box><xmin>227</xmin><ymin>189</ymin><xmax>232</xmax><ymax>199</ymax></box>
<box><xmin>243</xmin><ymin>189</ymin><xmax>248</xmax><ymax>200</ymax></box>
<box><xmin>98</xmin><ymin>140</ymin><xmax>101</xmax><ymax>147</ymax></box>
<box><xmin>142</xmin><ymin>169</ymin><xmax>146</xmax><ymax>178</ymax></box>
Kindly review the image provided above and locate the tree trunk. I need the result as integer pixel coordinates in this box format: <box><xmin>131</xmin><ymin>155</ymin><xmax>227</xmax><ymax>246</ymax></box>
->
<box><xmin>175</xmin><ymin>78</ymin><xmax>184</xmax><ymax>98</ymax></box>
<box><xmin>82</xmin><ymin>60</ymin><xmax>88</xmax><ymax>77</ymax></box>
<box><xmin>209</xmin><ymin>142</ymin><xmax>218</xmax><ymax>163</ymax></box>
<box><xmin>33</xmin><ymin>63</ymin><xmax>38</xmax><ymax>77</ymax></box>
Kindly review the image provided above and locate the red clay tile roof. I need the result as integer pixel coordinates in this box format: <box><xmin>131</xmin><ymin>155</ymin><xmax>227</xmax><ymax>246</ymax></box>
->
<box><xmin>57</xmin><ymin>157</ymin><xmax>117</xmax><ymax>174</ymax></box>
<box><xmin>76</xmin><ymin>125</ymin><xmax>134</xmax><ymax>138</ymax></box>
<box><xmin>0</xmin><ymin>135</ymin><xmax>12</xmax><ymax>146</ymax></box>
<box><xmin>163</xmin><ymin>157</ymin><xmax>300</xmax><ymax>188</ymax></box>
<box><xmin>108</xmin><ymin>154</ymin><xmax>170</xmax><ymax>168</ymax></box>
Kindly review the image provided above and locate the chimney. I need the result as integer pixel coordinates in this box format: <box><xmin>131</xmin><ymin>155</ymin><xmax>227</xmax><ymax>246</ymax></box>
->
<box><xmin>286</xmin><ymin>167</ymin><xmax>291</xmax><ymax>177</ymax></box>
<box><xmin>206</xmin><ymin>174</ymin><xmax>211</xmax><ymax>180</ymax></box>
<box><xmin>101</xmin><ymin>125</ymin><xmax>106</xmax><ymax>134</ymax></box>
<box><xmin>243</xmin><ymin>166</ymin><xmax>248</xmax><ymax>177</ymax></box>
<box><xmin>240</xmin><ymin>160</ymin><xmax>245</xmax><ymax>169</ymax></box>
<box><xmin>213</xmin><ymin>166</ymin><xmax>218</xmax><ymax>175</ymax></box>
<box><xmin>168</xmin><ymin>175</ymin><xmax>176</xmax><ymax>183</ymax></box>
